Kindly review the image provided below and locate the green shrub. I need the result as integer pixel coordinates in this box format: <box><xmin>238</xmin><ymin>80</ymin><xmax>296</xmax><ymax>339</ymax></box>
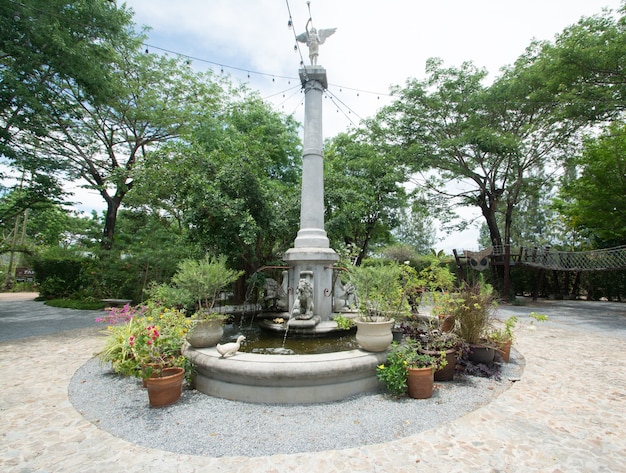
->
<box><xmin>171</xmin><ymin>255</ymin><xmax>243</xmax><ymax>312</ymax></box>
<box><xmin>32</xmin><ymin>254</ymin><xmax>84</xmax><ymax>299</ymax></box>
<box><xmin>348</xmin><ymin>262</ymin><xmax>418</xmax><ymax>319</ymax></box>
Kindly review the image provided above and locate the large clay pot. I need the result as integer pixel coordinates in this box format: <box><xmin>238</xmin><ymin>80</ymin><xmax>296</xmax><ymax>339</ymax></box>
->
<box><xmin>145</xmin><ymin>367</ymin><xmax>185</xmax><ymax>407</ymax></box>
<box><xmin>186</xmin><ymin>319</ymin><xmax>224</xmax><ymax>348</ymax></box>
<box><xmin>439</xmin><ymin>315</ymin><xmax>455</xmax><ymax>332</ymax></box>
<box><xmin>141</xmin><ymin>362</ymin><xmax>164</xmax><ymax>388</ymax></box>
<box><xmin>496</xmin><ymin>339</ymin><xmax>512</xmax><ymax>363</ymax></box>
<box><xmin>407</xmin><ymin>366</ymin><xmax>434</xmax><ymax>399</ymax></box>
<box><xmin>468</xmin><ymin>345</ymin><xmax>496</xmax><ymax>363</ymax></box>
<box><xmin>355</xmin><ymin>318</ymin><xmax>394</xmax><ymax>352</ymax></box>
<box><xmin>420</xmin><ymin>348</ymin><xmax>456</xmax><ymax>381</ymax></box>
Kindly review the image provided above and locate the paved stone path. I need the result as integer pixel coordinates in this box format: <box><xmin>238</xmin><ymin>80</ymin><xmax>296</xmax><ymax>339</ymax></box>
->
<box><xmin>0</xmin><ymin>294</ymin><xmax>624</xmax><ymax>472</ymax></box>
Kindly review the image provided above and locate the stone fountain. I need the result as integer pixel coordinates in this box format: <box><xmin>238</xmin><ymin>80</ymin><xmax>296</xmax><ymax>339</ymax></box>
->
<box><xmin>184</xmin><ymin>19</ymin><xmax>387</xmax><ymax>403</ymax></box>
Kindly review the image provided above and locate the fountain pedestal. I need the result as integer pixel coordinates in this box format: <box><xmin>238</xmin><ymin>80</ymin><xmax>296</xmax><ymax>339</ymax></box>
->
<box><xmin>284</xmin><ymin>66</ymin><xmax>338</xmax><ymax>324</ymax></box>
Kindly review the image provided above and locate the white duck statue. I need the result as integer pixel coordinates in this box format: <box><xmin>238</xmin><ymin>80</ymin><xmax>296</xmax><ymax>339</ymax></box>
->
<box><xmin>216</xmin><ymin>335</ymin><xmax>246</xmax><ymax>358</ymax></box>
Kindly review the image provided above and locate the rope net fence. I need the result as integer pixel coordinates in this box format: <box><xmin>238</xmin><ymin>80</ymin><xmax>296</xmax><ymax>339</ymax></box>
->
<box><xmin>486</xmin><ymin>245</ymin><xmax>626</xmax><ymax>271</ymax></box>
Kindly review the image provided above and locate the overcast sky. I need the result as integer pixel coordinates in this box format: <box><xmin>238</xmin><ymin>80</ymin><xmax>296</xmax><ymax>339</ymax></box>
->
<box><xmin>78</xmin><ymin>0</ymin><xmax>623</xmax><ymax>251</ymax></box>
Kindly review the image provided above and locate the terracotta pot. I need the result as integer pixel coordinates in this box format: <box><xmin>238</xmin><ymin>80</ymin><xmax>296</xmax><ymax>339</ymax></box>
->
<box><xmin>141</xmin><ymin>362</ymin><xmax>164</xmax><ymax>388</ymax></box>
<box><xmin>355</xmin><ymin>319</ymin><xmax>394</xmax><ymax>352</ymax></box>
<box><xmin>407</xmin><ymin>366</ymin><xmax>434</xmax><ymax>399</ymax></box>
<box><xmin>439</xmin><ymin>315</ymin><xmax>455</xmax><ymax>332</ymax></box>
<box><xmin>420</xmin><ymin>348</ymin><xmax>456</xmax><ymax>381</ymax></box>
<box><xmin>186</xmin><ymin>319</ymin><xmax>224</xmax><ymax>348</ymax></box>
<box><xmin>468</xmin><ymin>345</ymin><xmax>496</xmax><ymax>363</ymax></box>
<box><xmin>145</xmin><ymin>367</ymin><xmax>185</xmax><ymax>407</ymax></box>
<box><xmin>496</xmin><ymin>339</ymin><xmax>512</xmax><ymax>363</ymax></box>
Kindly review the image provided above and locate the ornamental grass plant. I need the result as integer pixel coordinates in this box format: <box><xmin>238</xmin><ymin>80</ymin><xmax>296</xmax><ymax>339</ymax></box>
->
<box><xmin>452</xmin><ymin>281</ymin><xmax>497</xmax><ymax>346</ymax></box>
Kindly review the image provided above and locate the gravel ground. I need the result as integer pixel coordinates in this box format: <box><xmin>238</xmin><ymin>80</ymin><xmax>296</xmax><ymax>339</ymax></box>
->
<box><xmin>69</xmin><ymin>352</ymin><xmax>523</xmax><ymax>458</ymax></box>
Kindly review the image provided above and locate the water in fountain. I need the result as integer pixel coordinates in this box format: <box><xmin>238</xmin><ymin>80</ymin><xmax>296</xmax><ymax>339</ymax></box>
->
<box><xmin>222</xmin><ymin>314</ymin><xmax>358</xmax><ymax>355</ymax></box>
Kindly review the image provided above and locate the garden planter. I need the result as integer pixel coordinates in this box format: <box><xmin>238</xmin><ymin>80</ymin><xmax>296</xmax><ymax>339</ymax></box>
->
<box><xmin>439</xmin><ymin>315</ymin><xmax>455</xmax><ymax>332</ymax></box>
<box><xmin>145</xmin><ymin>367</ymin><xmax>185</xmax><ymax>407</ymax></box>
<box><xmin>420</xmin><ymin>348</ymin><xmax>456</xmax><ymax>381</ymax></box>
<box><xmin>468</xmin><ymin>345</ymin><xmax>496</xmax><ymax>363</ymax></box>
<box><xmin>496</xmin><ymin>339</ymin><xmax>512</xmax><ymax>362</ymax></box>
<box><xmin>186</xmin><ymin>319</ymin><xmax>224</xmax><ymax>348</ymax></box>
<box><xmin>392</xmin><ymin>328</ymin><xmax>403</xmax><ymax>343</ymax></box>
<box><xmin>407</xmin><ymin>367</ymin><xmax>434</xmax><ymax>399</ymax></box>
<box><xmin>355</xmin><ymin>319</ymin><xmax>394</xmax><ymax>352</ymax></box>
<box><xmin>141</xmin><ymin>362</ymin><xmax>164</xmax><ymax>388</ymax></box>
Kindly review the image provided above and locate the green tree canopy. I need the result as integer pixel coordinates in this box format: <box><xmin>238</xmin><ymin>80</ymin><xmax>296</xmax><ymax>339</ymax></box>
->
<box><xmin>379</xmin><ymin>58</ymin><xmax>578</xmax><ymax>252</ymax></box>
<box><xmin>528</xmin><ymin>5</ymin><xmax>626</xmax><ymax>122</ymax></box>
<box><xmin>324</xmin><ymin>130</ymin><xmax>409</xmax><ymax>265</ymax></box>
<box><xmin>555</xmin><ymin>123</ymin><xmax>626</xmax><ymax>246</ymax></box>
<box><xmin>39</xmin><ymin>48</ymin><xmax>226</xmax><ymax>249</ymax></box>
<box><xmin>129</xmin><ymin>95</ymin><xmax>302</xmax><ymax>280</ymax></box>
<box><xmin>1</xmin><ymin>0</ymin><xmax>137</xmax><ymax>161</ymax></box>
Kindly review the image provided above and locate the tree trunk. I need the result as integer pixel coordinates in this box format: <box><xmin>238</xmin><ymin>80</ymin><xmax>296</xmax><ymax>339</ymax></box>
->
<box><xmin>101</xmin><ymin>195</ymin><xmax>122</xmax><ymax>250</ymax></box>
<box><xmin>478</xmin><ymin>194</ymin><xmax>502</xmax><ymax>248</ymax></box>
<box><xmin>477</xmin><ymin>193</ymin><xmax>505</xmax><ymax>291</ymax></box>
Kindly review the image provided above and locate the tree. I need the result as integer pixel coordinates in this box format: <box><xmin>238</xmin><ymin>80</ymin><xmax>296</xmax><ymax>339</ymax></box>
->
<box><xmin>40</xmin><ymin>48</ymin><xmax>225</xmax><ymax>249</ymax></box>
<box><xmin>129</xmin><ymin>95</ymin><xmax>302</xmax><ymax>286</ymax></box>
<box><xmin>1</xmin><ymin>0</ymin><xmax>136</xmax><ymax>166</ymax></box>
<box><xmin>529</xmin><ymin>5</ymin><xmax>626</xmax><ymax>122</ymax></box>
<box><xmin>324</xmin><ymin>130</ymin><xmax>409</xmax><ymax>265</ymax></box>
<box><xmin>381</xmin><ymin>57</ymin><xmax>581</xmax><ymax>248</ymax></box>
<box><xmin>555</xmin><ymin>123</ymin><xmax>626</xmax><ymax>246</ymax></box>
<box><xmin>392</xmin><ymin>196</ymin><xmax>437</xmax><ymax>255</ymax></box>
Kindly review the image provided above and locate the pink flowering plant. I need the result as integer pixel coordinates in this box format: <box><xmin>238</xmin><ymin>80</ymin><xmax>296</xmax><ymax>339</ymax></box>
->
<box><xmin>98</xmin><ymin>302</ymin><xmax>193</xmax><ymax>380</ymax></box>
<box><xmin>96</xmin><ymin>304</ymin><xmax>145</xmax><ymax>325</ymax></box>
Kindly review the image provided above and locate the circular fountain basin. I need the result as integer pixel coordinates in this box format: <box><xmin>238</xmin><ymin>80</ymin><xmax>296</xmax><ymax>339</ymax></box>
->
<box><xmin>183</xmin><ymin>345</ymin><xmax>388</xmax><ymax>404</ymax></box>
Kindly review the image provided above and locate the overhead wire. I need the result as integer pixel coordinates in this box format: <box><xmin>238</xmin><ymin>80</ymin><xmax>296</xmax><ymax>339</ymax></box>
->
<box><xmin>325</xmin><ymin>89</ymin><xmax>359</xmax><ymax>128</ymax></box>
<box><xmin>284</xmin><ymin>0</ymin><xmax>307</xmax><ymax>68</ymax></box>
<box><xmin>10</xmin><ymin>0</ymin><xmax>391</xmax><ymax>128</ymax></box>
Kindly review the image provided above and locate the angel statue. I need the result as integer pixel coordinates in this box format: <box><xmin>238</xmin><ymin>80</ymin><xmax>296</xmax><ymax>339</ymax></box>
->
<box><xmin>296</xmin><ymin>21</ymin><xmax>337</xmax><ymax>66</ymax></box>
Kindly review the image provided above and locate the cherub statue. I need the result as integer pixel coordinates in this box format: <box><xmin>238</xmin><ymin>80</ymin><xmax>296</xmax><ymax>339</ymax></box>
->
<box><xmin>296</xmin><ymin>20</ymin><xmax>336</xmax><ymax>66</ymax></box>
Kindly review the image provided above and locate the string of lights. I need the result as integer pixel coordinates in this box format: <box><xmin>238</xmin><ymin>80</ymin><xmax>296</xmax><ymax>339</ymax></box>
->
<box><xmin>8</xmin><ymin>0</ymin><xmax>390</xmax><ymax>128</ymax></box>
<box><xmin>284</xmin><ymin>0</ymin><xmax>307</xmax><ymax>68</ymax></box>
<box><xmin>142</xmin><ymin>40</ymin><xmax>388</xmax><ymax>127</ymax></box>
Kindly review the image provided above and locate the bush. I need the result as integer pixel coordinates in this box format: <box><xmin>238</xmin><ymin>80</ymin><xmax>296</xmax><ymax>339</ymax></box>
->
<box><xmin>98</xmin><ymin>303</ymin><xmax>194</xmax><ymax>380</ymax></box>
<box><xmin>452</xmin><ymin>282</ymin><xmax>497</xmax><ymax>345</ymax></box>
<box><xmin>32</xmin><ymin>253</ymin><xmax>84</xmax><ymax>299</ymax></box>
<box><xmin>348</xmin><ymin>262</ymin><xmax>418</xmax><ymax>319</ymax></box>
<box><xmin>145</xmin><ymin>282</ymin><xmax>194</xmax><ymax>309</ymax></box>
<box><xmin>171</xmin><ymin>255</ymin><xmax>243</xmax><ymax>312</ymax></box>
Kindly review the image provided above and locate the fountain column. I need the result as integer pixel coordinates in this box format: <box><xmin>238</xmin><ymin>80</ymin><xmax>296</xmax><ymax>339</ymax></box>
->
<box><xmin>284</xmin><ymin>66</ymin><xmax>338</xmax><ymax>323</ymax></box>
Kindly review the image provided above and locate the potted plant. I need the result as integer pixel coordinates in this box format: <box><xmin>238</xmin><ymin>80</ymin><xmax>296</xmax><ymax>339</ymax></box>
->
<box><xmin>170</xmin><ymin>255</ymin><xmax>243</xmax><ymax>348</ymax></box>
<box><xmin>416</xmin><ymin>253</ymin><xmax>457</xmax><ymax>330</ymax></box>
<box><xmin>451</xmin><ymin>281</ymin><xmax>498</xmax><ymax>363</ymax></box>
<box><xmin>186</xmin><ymin>311</ymin><xmax>229</xmax><ymax>348</ymax></box>
<box><xmin>332</xmin><ymin>314</ymin><xmax>356</xmax><ymax>331</ymax></box>
<box><xmin>430</xmin><ymin>292</ymin><xmax>457</xmax><ymax>331</ymax></box>
<box><xmin>349</xmin><ymin>263</ymin><xmax>417</xmax><ymax>352</ymax></box>
<box><xmin>487</xmin><ymin>316</ymin><xmax>517</xmax><ymax>362</ymax></box>
<box><xmin>417</xmin><ymin>330</ymin><xmax>465</xmax><ymax>381</ymax></box>
<box><xmin>376</xmin><ymin>340</ymin><xmax>446</xmax><ymax>399</ymax></box>
<box><xmin>98</xmin><ymin>303</ymin><xmax>194</xmax><ymax>406</ymax></box>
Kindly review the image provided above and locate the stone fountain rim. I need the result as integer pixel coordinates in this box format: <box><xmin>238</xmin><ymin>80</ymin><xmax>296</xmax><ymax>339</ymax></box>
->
<box><xmin>184</xmin><ymin>345</ymin><xmax>389</xmax><ymax>402</ymax></box>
